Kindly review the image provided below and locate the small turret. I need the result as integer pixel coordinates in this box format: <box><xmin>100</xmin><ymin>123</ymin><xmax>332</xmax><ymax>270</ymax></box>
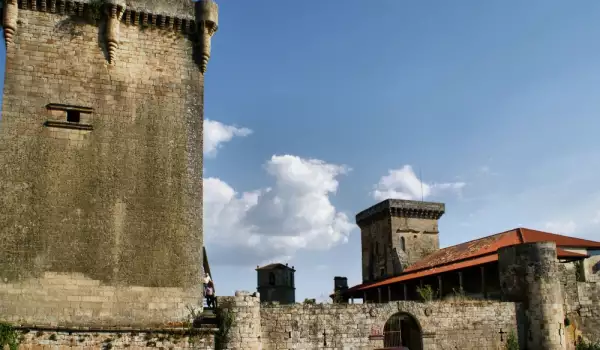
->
<box><xmin>2</xmin><ymin>0</ymin><xmax>18</xmax><ymax>46</ymax></box>
<box><xmin>105</xmin><ymin>0</ymin><xmax>126</xmax><ymax>64</ymax></box>
<box><xmin>195</xmin><ymin>0</ymin><xmax>219</xmax><ymax>73</ymax></box>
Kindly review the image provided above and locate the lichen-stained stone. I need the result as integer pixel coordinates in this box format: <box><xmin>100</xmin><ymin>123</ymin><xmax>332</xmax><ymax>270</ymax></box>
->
<box><xmin>0</xmin><ymin>1</ymin><xmax>215</xmax><ymax>329</ymax></box>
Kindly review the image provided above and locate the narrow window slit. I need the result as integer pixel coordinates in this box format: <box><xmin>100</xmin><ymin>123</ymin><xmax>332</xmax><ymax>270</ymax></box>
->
<box><xmin>67</xmin><ymin>110</ymin><xmax>81</xmax><ymax>123</ymax></box>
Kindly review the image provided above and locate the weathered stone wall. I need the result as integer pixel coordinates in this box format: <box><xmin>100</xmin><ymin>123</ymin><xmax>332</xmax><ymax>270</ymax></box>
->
<box><xmin>359</xmin><ymin>216</ymin><xmax>440</xmax><ymax>283</ymax></box>
<box><xmin>584</xmin><ymin>252</ymin><xmax>600</xmax><ymax>283</ymax></box>
<box><xmin>390</xmin><ymin>216</ymin><xmax>440</xmax><ymax>267</ymax></box>
<box><xmin>258</xmin><ymin>300</ymin><xmax>520</xmax><ymax>350</ymax></box>
<box><xmin>575</xmin><ymin>282</ymin><xmax>600</xmax><ymax>343</ymax></box>
<box><xmin>11</xmin><ymin>327</ymin><xmax>215</xmax><ymax>350</ymax></box>
<box><xmin>0</xmin><ymin>5</ymin><xmax>205</xmax><ymax>328</ymax></box>
<box><xmin>359</xmin><ymin>216</ymin><xmax>392</xmax><ymax>282</ymax></box>
<box><xmin>218</xmin><ymin>292</ymin><xmax>520</xmax><ymax>350</ymax></box>
<box><xmin>218</xmin><ymin>292</ymin><xmax>262</xmax><ymax>350</ymax></box>
<box><xmin>559</xmin><ymin>261</ymin><xmax>580</xmax><ymax>310</ymax></box>
<box><xmin>549</xmin><ymin>257</ymin><xmax>600</xmax><ymax>347</ymax></box>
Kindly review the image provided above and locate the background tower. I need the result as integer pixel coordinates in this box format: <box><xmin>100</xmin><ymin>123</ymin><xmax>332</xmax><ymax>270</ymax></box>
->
<box><xmin>0</xmin><ymin>0</ymin><xmax>217</xmax><ymax>327</ymax></box>
<box><xmin>356</xmin><ymin>199</ymin><xmax>445</xmax><ymax>282</ymax></box>
<box><xmin>333</xmin><ymin>276</ymin><xmax>350</xmax><ymax>303</ymax></box>
<box><xmin>256</xmin><ymin>263</ymin><xmax>296</xmax><ymax>304</ymax></box>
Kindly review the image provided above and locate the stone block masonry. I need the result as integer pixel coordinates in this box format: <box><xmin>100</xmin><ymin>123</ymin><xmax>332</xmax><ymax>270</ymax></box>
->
<box><xmin>0</xmin><ymin>0</ymin><xmax>216</xmax><ymax>328</ymax></box>
<box><xmin>219</xmin><ymin>291</ymin><xmax>521</xmax><ymax>350</ymax></box>
<box><xmin>575</xmin><ymin>281</ymin><xmax>600</xmax><ymax>343</ymax></box>
<box><xmin>9</xmin><ymin>327</ymin><xmax>215</xmax><ymax>349</ymax></box>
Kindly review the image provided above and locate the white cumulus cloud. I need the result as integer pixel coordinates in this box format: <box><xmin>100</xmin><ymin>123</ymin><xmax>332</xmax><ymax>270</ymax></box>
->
<box><xmin>204</xmin><ymin>155</ymin><xmax>356</xmax><ymax>265</ymax></box>
<box><xmin>372</xmin><ymin>165</ymin><xmax>465</xmax><ymax>201</ymax></box>
<box><xmin>204</xmin><ymin>119</ymin><xmax>252</xmax><ymax>157</ymax></box>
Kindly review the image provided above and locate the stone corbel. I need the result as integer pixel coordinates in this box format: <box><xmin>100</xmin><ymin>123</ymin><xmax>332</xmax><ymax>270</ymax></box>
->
<box><xmin>2</xmin><ymin>0</ymin><xmax>18</xmax><ymax>46</ymax></box>
<box><xmin>105</xmin><ymin>1</ymin><xmax>126</xmax><ymax>64</ymax></box>
<box><xmin>195</xmin><ymin>0</ymin><xmax>219</xmax><ymax>73</ymax></box>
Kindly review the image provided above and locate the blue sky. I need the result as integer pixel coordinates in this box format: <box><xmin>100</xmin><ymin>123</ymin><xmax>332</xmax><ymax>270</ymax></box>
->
<box><xmin>3</xmin><ymin>0</ymin><xmax>600</xmax><ymax>302</ymax></box>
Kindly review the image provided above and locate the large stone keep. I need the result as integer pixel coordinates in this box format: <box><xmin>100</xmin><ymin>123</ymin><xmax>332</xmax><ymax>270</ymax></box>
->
<box><xmin>0</xmin><ymin>0</ymin><xmax>218</xmax><ymax>328</ymax></box>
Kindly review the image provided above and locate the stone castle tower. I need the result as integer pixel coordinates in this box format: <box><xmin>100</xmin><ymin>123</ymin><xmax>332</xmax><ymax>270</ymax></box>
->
<box><xmin>356</xmin><ymin>199</ymin><xmax>445</xmax><ymax>282</ymax></box>
<box><xmin>0</xmin><ymin>0</ymin><xmax>217</xmax><ymax>328</ymax></box>
<box><xmin>256</xmin><ymin>263</ymin><xmax>296</xmax><ymax>304</ymax></box>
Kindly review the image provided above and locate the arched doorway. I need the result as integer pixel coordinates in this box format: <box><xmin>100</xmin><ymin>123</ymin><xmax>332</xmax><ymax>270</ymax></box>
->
<box><xmin>382</xmin><ymin>312</ymin><xmax>423</xmax><ymax>350</ymax></box>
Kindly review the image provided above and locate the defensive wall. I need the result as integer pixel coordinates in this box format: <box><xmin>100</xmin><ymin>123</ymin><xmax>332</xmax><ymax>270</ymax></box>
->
<box><xmin>219</xmin><ymin>292</ymin><xmax>521</xmax><ymax>350</ymax></box>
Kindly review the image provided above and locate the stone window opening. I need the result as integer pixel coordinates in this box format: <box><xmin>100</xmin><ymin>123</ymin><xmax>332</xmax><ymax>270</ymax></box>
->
<box><xmin>400</xmin><ymin>237</ymin><xmax>406</xmax><ymax>251</ymax></box>
<box><xmin>44</xmin><ymin>104</ymin><xmax>94</xmax><ymax>131</ymax></box>
<box><xmin>67</xmin><ymin>110</ymin><xmax>81</xmax><ymax>123</ymax></box>
<box><xmin>268</xmin><ymin>272</ymin><xmax>275</xmax><ymax>286</ymax></box>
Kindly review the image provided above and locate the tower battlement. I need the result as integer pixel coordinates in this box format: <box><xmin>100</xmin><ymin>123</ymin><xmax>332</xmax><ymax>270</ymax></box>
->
<box><xmin>357</xmin><ymin>199</ymin><xmax>445</xmax><ymax>283</ymax></box>
<box><xmin>2</xmin><ymin>0</ymin><xmax>219</xmax><ymax>70</ymax></box>
<box><xmin>356</xmin><ymin>199</ymin><xmax>445</xmax><ymax>226</ymax></box>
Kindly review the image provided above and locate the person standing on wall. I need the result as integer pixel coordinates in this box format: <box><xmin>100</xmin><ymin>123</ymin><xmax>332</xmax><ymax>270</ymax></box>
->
<box><xmin>203</xmin><ymin>272</ymin><xmax>211</xmax><ymax>287</ymax></box>
<box><xmin>206</xmin><ymin>281</ymin><xmax>216</xmax><ymax>309</ymax></box>
<box><xmin>202</xmin><ymin>272</ymin><xmax>212</xmax><ymax>308</ymax></box>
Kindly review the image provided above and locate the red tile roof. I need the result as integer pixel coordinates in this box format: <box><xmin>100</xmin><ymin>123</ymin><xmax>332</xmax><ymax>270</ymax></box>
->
<box><xmin>344</xmin><ymin>228</ymin><xmax>597</xmax><ymax>294</ymax></box>
<box><xmin>404</xmin><ymin>228</ymin><xmax>599</xmax><ymax>274</ymax></box>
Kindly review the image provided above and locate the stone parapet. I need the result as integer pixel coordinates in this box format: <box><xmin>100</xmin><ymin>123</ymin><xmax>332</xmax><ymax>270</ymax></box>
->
<box><xmin>217</xmin><ymin>291</ymin><xmax>262</xmax><ymax>350</ymax></box>
<box><xmin>356</xmin><ymin>199</ymin><xmax>445</xmax><ymax>225</ymax></box>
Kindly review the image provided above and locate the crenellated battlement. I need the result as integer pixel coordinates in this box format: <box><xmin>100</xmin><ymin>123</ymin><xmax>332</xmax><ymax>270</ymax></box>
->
<box><xmin>3</xmin><ymin>0</ymin><xmax>218</xmax><ymax>69</ymax></box>
<box><xmin>11</xmin><ymin>0</ymin><xmax>196</xmax><ymax>27</ymax></box>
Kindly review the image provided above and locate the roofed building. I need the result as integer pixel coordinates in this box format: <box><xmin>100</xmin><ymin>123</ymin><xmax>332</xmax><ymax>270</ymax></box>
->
<box><xmin>256</xmin><ymin>263</ymin><xmax>296</xmax><ymax>304</ymax></box>
<box><xmin>337</xmin><ymin>199</ymin><xmax>600</xmax><ymax>305</ymax></box>
<box><xmin>356</xmin><ymin>199</ymin><xmax>445</xmax><ymax>282</ymax></box>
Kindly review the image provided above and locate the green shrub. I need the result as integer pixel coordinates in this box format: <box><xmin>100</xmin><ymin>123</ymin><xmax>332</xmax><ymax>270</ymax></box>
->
<box><xmin>576</xmin><ymin>339</ymin><xmax>600</xmax><ymax>350</ymax></box>
<box><xmin>416</xmin><ymin>285</ymin><xmax>436</xmax><ymax>302</ymax></box>
<box><xmin>505</xmin><ymin>331</ymin><xmax>518</xmax><ymax>350</ymax></box>
<box><xmin>0</xmin><ymin>322</ymin><xmax>20</xmax><ymax>350</ymax></box>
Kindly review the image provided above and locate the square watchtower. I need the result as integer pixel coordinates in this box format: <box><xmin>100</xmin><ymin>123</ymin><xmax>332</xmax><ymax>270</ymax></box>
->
<box><xmin>356</xmin><ymin>199</ymin><xmax>445</xmax><ymax>282</ymax></box>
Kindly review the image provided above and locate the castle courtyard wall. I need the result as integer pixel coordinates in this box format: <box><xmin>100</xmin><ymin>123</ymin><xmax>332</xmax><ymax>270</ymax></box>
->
<box><xmin>575</xmin><ymin>282</ymin><xmax>600</xmax><ymax>343</ymax></box>
<box><xmin>558</xmin><ymin>260</ymin><xmax>600</xmax><ymax>345</ymax></box>
<box><xmin>219</xmin><ymin>293</ymin><xmax>522</xmax><ymax>350</ymax></box>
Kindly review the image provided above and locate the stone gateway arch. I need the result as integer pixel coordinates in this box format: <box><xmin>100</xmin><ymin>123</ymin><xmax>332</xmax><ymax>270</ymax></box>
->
<box><xmin>382</xmin><ymin>312</ymin><xmax>423</xmax><ymax>350</ymax></box>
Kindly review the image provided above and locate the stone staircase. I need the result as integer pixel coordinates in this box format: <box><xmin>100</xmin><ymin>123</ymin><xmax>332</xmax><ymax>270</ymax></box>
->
<box><xmin>192</xmin><ymin>302</ymin><xmax>219</xmax><ymax>328</ymax></box>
